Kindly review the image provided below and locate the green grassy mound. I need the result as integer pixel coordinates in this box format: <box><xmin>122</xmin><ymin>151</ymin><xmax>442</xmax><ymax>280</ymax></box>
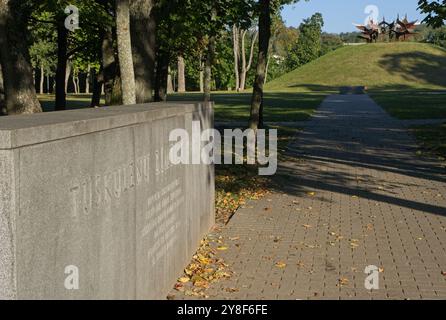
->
<box><xmin>267</xmin><ymin>42</ymin><xmax>446</xmax><ymax>92</ymax></box>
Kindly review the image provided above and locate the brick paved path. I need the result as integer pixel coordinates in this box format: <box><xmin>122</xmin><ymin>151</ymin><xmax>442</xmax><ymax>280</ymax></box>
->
<box><xmin>183</xmin><ymin>94</ymin><xmax>446</xmax><ymax>300</ymax></box>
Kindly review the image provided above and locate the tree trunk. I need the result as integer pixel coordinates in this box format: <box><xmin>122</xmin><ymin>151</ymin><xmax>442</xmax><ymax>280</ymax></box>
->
<box><xmin>199</xmin><ymin>54</ymin><xmax>204</xmax><ymax>92</ymax></box>
<box><xmin>0</xmin><ymin>0</ymin><xmax>42</xmax><ymax>115</ymax></box>
<box><xmin>240</xmin><ymin>30</ymin><xmax>258</xmax><ymax>91</ymax></box>
<box><xmin>115</xmin><ymin>0</ymin><xmax>136</xmax><ymax>105</ymax></box>
<box><xmin>264</xmin><ymin>54</ymin><xmax>270</xmax><ymax>85</ymax></box>
<box><xmin>90</xmin><ymin>67</ymin><xmax>102</xmax><ymax>107</ymax></box>
<box><xmin>65</xmin><ymin>61</ymin><xmax>71</xmax><ymax>94</ymax></box>
<box><xmin>46</xmin><ymin>74</ymin><xmax>50</xmax><ymax>94</ymax></box>
<box><xmin>154</xmin><ymin>50</ymin><xmax>169</xmax><ymax>102</ymax></box>
<box><xmin>72</xmin><ymin>67</ymin><xmax>78</xmax><ymax>94</ymax></box>
<box><xmin>239</xmin><ymin>29</ymin><xmax>247</xmax><ymax>91</ymax></box>
<box><xmin>199</xmin><ymin>70</ymin><xmax>204</xmax><ymax>93</ymax></box>
<box><xmin>167</xmin><ymin>67</ymin><xmax>174</xmax><ymax>94</ymax></box>
<box><xmin>55</xmin><ymin>20</ymin><xmax>68</xmax><ymax>110</ymax></box>
<box><xmin>232</xmin><ymin>25</ymin><xmax>240</xmax><ymax>92</ymax></box>
<box><xmin>85</xmin><ymin>64</ymin><xmax>90</xmax><ymax>94</ymax></box>
<box><xmin>101</xmin><ymin>27</ymin><xmax>121</xmax><ymax>105</ymax></box>
<box><xmin>249</xmin><ymin>0</ymin><xmax>271</xmax><ymax>130</ymax></box>
<box><xmin>40</xmin><ymin>64</ymin><xmax>45</xmax><ymax>94</ymax></box>
<box><xmin>0</xmin><ymin>63</ymin><xmax>5</xmax><ymax>115</ymax></box>
<box><xmin>204</xmin><ymin>36</ymin><xmax>215</xmax><ymax>103</ymax></box>
<box><xmin>177</xmin><ymin>55</ymin><xmax>186</xmax><ymax>93</ymax></box>
<box><xmin>130</xmin><ymin>0</ymin><xmax>156</xmax><ymax>103</ymax></box>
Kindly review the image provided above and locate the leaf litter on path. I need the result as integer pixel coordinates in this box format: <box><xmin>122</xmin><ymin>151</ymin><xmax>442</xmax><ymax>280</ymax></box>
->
<box><xmin>172</xmin><ymin>235</ymin><xmax>233</xmax><ymax>299</ymax></box>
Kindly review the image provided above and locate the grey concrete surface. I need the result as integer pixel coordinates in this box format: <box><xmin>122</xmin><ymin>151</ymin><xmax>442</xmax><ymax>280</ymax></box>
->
<box><xmin>0</xmin><ymin>102</ymin><xmax>214</xmax><ymax>300</ymax></box>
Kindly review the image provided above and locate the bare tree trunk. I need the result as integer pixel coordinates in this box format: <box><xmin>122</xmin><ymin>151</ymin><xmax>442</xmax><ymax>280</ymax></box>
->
<box><xmin>46</xmin><ymin>74</ymin><xmax>50</xmax><ymax>94</ymax></box>
<box><xmin>90</xmin><ymin>67</ymin><xmax>102</xmax><ymax>107</ymax></box>
<box><xmin>167</xmin><ymin>66</ymin><xmax>174</xmax><ymax>94</ymax></box>
<box><xmin>56</xmin><ymin>19</ymin><xmax>68</xmax><ymax>110</ymax></box>
<box><xmin>177</xmin><ymin>55</ymin><xmax>186</xmax><ymax>93</ymax></box>
<box><xmin>154</xmin><ymin>50</ymin><xmax>169</xmax><ymax>102</ymax></box>
<box><xmin>130</xmin><ymin>0</ymin><xmax>156</xmax><ymax>103</ymax></box>
<box><xmin>199</xmin><ymin>70</ymin><xmax>204</xmax><ymax>93</ymax></box>
<box><xmin>239</xmin><ymin>30</ymin><xmax>247</xmax><ymax>91</ymax></box>
<box><xmin>0</xmin><ymin>63</ymin><xmax>5</xmax><ymax>115</ymax></box>
<box><xmin>0</xmin><ymin>0</ymin><xmax>42</xmax><ymax>114</ymax></box>
<box><xmin>72</xmin><ymin>67</ymin><xmax>78</xmax><ymax>94</ymax></box>
<box><xmin>264</xmin><ymin>54</ymin><xmax>270</xmax><ymax>85</ymax></box>
<box><xmin>40</xmin><ymin>64</ymin><xmax>45</xmax><ymax>94</ymax></box>
<box><xmin>199</xmin><ymin>54</ymin><xmax>204</xmax><ymax>93</ymax></box>
<box><xmin>116</xmin><ymin>0</ymin><xmax>136</xmax><ymax>105</ymax></box>
<box><xmin>65</xmin><ymin>60</ymin><xmax>71</xmax><ymax>94</ymax></box>
<box><xmin>204</xmin><ymin>36</ymin><xmax>215</xmax><ymax>103</ymax></box>
<box><xmin>101</xmin><ymin>27</ymin><xmax>121</xmax><ymax>105</ymax></box>
<box><xmin>232</xmin><ymin>25</ymin><xmax>240</xmax><ymax>92</ymax></box>
<box><xmin>85</xmin><ymin>64</ymin><xmax>90</xmax><ymax>94</ymax></box>
<box><xmin>249</xmin><ymin>0</ymin><xmax>271</xmax><ymax>130</ymax></box>
<box><xmin>240</xmin><ymin>30</ymin><xmax>258</xmax><ymax>91</ymax></box>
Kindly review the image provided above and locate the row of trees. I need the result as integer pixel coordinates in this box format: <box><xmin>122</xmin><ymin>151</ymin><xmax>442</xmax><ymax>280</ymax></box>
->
<box><xmin>0</xmin><ymin>0</ymin><xmax>304</xmax><ymax>128</ymax></box>
<box><xmin>1</xmin><ymin>0</ymin><xmax>444</xmax><ymax>127</ymax></box>
<box><xmin>24</xmin><ymin>16</ymin><xmax>446</xmax><ymax>97</ymax></box>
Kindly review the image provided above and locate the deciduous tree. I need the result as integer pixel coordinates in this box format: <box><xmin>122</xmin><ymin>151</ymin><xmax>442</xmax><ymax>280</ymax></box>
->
<box><xmin>419</xmin><ymin>0</ymin><xmax>446</xmax><ymax>27</ymax></box>
<box><xmin>130</xmin><ymin>0</ymin><xmax>156</xmax><ymax>103</ymax></box>
<box><xmin>0</xmin><ymin>0</ymin><xmax>42</xmax><ymax>115</ymax></box>
<box><xmin>249</xmin><ymin>0</ymin><xmax>303</xmax><ymax>129</ymax></box>
<box><xmin>286</xmin><ymin>12</ymin><xmax>323</xmax><ymax>70</ymax></box>
<box><xmin>116</xmin><ymin>0</ymin><xmax>136</xmax><ymax>105</ymax></box>
<box><xmin>0</xmin><ymin>63</ymin><xmax>5</xmax><ymax>115</ymax></box>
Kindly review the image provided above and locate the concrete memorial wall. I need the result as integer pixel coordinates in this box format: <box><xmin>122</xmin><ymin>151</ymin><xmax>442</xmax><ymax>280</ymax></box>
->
<box><xmin>0</xmin><ymin>102</ymin><xmax>215</xmax><ymax>300</ymax></box>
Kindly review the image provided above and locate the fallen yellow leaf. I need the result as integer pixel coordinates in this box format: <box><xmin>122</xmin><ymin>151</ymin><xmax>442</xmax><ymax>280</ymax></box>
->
<box><xmin>178</xmin><ymin>277</ymin><xmax>190</xmax><ymax>283</ymax></box>
<box><xmin>338</xmin><ymin>278</ymin><xmax>349</xmax><ymax>286</ymax></box>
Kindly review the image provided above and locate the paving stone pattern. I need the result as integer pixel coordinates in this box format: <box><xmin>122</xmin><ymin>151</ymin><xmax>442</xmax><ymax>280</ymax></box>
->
<box><xmin>179</xmin><ymin>95</ymin><xmax>446</xmax><ymax>300</ymax></box>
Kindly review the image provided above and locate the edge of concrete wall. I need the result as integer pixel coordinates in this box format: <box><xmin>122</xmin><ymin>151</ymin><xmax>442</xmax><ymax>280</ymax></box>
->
<box><xmin>0</xmin><ymin>103</ymin><xmax>199</xmax><ymax>150</ymax></box>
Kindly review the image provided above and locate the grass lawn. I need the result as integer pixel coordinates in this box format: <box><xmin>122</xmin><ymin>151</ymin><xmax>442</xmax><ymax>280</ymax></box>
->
<box><xmin>38</xmin><ymin>94</ymin><xmax>103</xmax><ymax>111</ymax></box>
<box><xmin>168</xmin><ymin>91</ymin><xmax>326</xmax><ymax>123</ymax></box>
<box><xmin>267</xmin><ymin>43</ymin><xmax>446</xmax><ymax>92</ymax></box>
<box><xmin>412</xmin><ymin>123</ymin><xmax>446</xmax><ymax>160</ymax></box>
<box><xmin>370</xmin><ymin>90</ymin><xmax>446</xmax><ymax>120</ymax></box>
<box><xmin>367</xmin><ymin>90</ymin><xmax>446</xmax><ymax>161</ymax></box>
<box><xmin>39</xmin><ymin>91</ymin><xmax>326</xmax><ymax>123</ymax></box>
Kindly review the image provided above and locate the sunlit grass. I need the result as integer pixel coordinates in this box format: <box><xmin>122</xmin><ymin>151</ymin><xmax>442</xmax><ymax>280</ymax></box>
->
<box><xmin>370</xmin><ymin>90</ymin><xmax>446</xmax><ymax>120</ymax></box>
<box><xmin>266</xmin><ymin>43</ymin><xmax>446</xmax><ymax>92</ymax></box>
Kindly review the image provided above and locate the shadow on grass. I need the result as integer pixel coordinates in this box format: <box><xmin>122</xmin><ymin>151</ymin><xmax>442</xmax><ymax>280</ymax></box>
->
<box><xmin>379</xmin><ymin>50</ymin><xmax>446</xmax><ymax>89</ymax></box>
<box><xmin>412</xmin><ymin>123</ymin><xmax>446</xmax><ymax>159</ymax></box>
<box><xmin>169</xmin><ymin>91</ymin><xmax>327</xmax><ymax>123</ymax></box>
<box><xmin>368</xmin><ymin>86</ymin><xmax>446</xmax><ymax>120</ymax></box>
<box><xmin>39</xmin><ymin>94</ymin><xmax>99</xmax><ymax>112</ymax></box>
<box><xmin>285</xmin><ymin>83</ymin><xmax>338</xmax><ymax>92</ymax></box>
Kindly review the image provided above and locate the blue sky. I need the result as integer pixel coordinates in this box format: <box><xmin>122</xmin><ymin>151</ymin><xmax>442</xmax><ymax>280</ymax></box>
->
<box><xmin>281</xmin><ymin>0</ymin><xmax>426</xmax><ymax>33</ymax></box>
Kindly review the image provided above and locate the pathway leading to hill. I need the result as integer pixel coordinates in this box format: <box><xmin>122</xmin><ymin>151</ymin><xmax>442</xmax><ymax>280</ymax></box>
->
<box><xmin>177</xmin><ymin>94</ymin><xmax>446</xmax><ymax>300</ymax></box>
